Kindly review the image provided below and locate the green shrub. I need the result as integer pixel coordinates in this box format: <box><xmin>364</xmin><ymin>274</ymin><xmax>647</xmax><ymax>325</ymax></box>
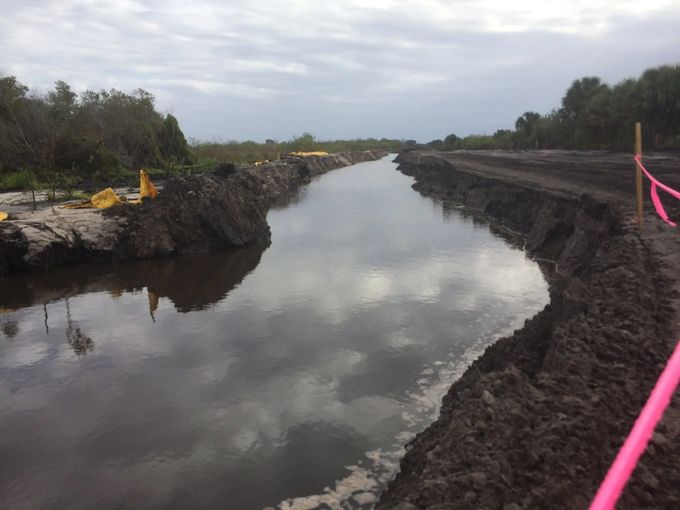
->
<box><xmin>0</xmin><ymin>169</ymin><xmax>37</xmax><ymax>191</ymax></box>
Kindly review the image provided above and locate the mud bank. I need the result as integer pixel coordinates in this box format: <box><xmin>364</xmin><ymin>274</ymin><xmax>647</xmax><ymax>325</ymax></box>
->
<box><xmin>378</xmin><ymin>151</ymin><xmax>680</xmax><ymax>509</ymax></box>
<box><xmin>0</xmin><ymin>150</ymin><xmax>386</xmax><ymax>276</ymax></box>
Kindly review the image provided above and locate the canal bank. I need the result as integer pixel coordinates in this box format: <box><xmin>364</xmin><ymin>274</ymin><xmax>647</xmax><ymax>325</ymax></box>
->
<box><xmin>377</xmin><ymin>150</ymin><xmax>680</xmax><ymax>509</ymax></box>
<box><xmin>0</xmin><ymin>150</ymin><xmax>386</xmax><ymax>276</ymax></box>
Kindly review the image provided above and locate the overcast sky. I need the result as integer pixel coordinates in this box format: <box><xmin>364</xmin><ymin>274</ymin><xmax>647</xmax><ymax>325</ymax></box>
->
<box><xmin>2</xmin><ymin>0</ymin><xmax>679</xmax><ymax>142</ymax></box>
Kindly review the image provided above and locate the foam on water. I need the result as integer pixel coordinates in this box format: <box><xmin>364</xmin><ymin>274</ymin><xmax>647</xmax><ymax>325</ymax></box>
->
<box><xmin>274</xmin><ymin>318</ymin><xmax>527</xmax><ymax>510</ymax></box>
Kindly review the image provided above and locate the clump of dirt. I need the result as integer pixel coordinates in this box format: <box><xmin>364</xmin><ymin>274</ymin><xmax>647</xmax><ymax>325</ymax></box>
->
<box><xmin>0</xmin><ymin>222</ymin><xmax>29</xmax><ymax>275</ymax></box>
<box><xmin>378</xmin><ymin>151</ymin><xmax>680</xmax><ymax>509</ymax></box>
<box><xmin>107</xmin><ymin>171</ymin><xmax>272</xmax><ymax>260</ymax></box>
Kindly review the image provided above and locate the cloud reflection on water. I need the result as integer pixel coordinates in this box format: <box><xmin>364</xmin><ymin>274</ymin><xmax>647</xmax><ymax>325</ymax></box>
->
<box><xmin>0</xmin><ymin>157</ymin><xmax>548</xmax><ymax>509</ymax></box>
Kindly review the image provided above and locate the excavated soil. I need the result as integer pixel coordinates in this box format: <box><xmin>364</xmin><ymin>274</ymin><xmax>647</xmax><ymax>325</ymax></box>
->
<box><xmin>0</xmin><ymin>151</ymin><xmax>386</xmax><ymax>275</ymax></box>
<box><xmin>377</xmin><ymin>150</ymin><xmax>680</xmax><ymax>509</ymax></box>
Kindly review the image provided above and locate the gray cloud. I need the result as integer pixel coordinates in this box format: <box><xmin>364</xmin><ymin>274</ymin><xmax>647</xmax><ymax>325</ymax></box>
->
<box><xmin>1</xmin><ymin>0</ymin><xmax>679</xmax><ymax>141</ymax></box>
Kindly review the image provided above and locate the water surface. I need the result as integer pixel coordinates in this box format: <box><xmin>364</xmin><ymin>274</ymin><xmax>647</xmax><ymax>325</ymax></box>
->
<box><xmin>0</xmin><ymin>156</ymin><xmax>548</xmax><ymax>509</ymax></box>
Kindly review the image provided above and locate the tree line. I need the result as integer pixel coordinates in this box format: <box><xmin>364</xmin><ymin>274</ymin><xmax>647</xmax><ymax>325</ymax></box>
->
<box><xmin>3</xmin><ymin>63</ymin><xmax>676</xmax><ymax>192</ymax></box>
<box><xmin>0</xmin><ymin>76</ymin><xmax>192</xmax><ymax>190</ymax></box>
<box><xmin>427</xmin><ymin>64</ymin><xmax>680</xmax><ymax>151</ymax></box>
<box><xmin>0</xmin><ymin>75</ymin><xmax>405</xmax><ymax>192</ymax></box>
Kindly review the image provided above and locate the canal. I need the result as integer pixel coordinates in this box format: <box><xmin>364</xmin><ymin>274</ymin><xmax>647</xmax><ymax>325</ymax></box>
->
<box><xmin>0</xmin><ymin>156</ymin><xmax>548</xmax><ymax>509</ymax></box>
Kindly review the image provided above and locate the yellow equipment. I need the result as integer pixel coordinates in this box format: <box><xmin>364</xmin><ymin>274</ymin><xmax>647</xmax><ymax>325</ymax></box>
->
<box><xmin>61</xmin><ymin>170</ymin><xmax>158</xmax><ymax>209</ymax></box>
<box><xmin>289</xmin><ymin>151</ymin><xmax>329</xmax><ymax>157</ymax></box>
<box><xmin>91</xmin><ymin>187</ymin><xmax>123</xmax><ymax>208</ymax></box>
<box><xmin>0</xmin><ymin>211</ymin><xmax>7</xmax><ymax>222</ymax></box>
<box><xmin>62</xmin><ymin>187</ymin><xmax>122</xmax><ymax>209</ymax></box>
<box><xmin>140</xmin><ymin>169</ymin><xmax>158</xmax><ymax>199</ymax></box>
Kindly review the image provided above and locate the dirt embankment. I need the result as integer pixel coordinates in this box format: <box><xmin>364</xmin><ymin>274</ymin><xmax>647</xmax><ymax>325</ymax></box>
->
<box><xmin>378</xmin><ymin>150</ymin><xmax>680</xmax><ymax>509</ymax></box>
<box><xmin>0</xmin><ymin>151</ymin><xmax>386</xmax><ymax>276</ymax></box>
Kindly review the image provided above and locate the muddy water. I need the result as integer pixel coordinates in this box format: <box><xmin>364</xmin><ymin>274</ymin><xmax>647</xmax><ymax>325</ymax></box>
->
<box><xmin>0</xmin><ymin>156</ymin><xmax>548</xmax><ymax>509</ymax></box>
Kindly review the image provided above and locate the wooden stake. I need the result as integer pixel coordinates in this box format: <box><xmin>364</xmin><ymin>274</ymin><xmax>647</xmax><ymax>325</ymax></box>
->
<box><xmin>635</xmin><ymin>122</ymin><xmax>643</xmax><ymax>227</ymax></box>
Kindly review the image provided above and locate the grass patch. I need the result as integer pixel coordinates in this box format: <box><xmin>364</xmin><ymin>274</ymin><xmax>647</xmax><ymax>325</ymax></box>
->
<box><xmin>0</xmin><ymin>170</ymin><xmax>38</xmax><ymax>191</ymax></box>
<box><xmin>47</xmin><ymin>191</ymin><xmax>91</xmax><ymax>202</ymax></box>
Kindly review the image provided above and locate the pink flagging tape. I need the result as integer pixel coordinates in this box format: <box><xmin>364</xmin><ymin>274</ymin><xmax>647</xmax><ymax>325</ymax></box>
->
<box><xmin>589</xmin><ymin>156</ymin><xmax>680</xmax><ymax>508</ymax></box>
<box><xmin>590</xmin><ymin>340</ymin><xmax>680</xmax><ymax>510</ymax></box>
<box><xmin>634</xmin><ymin>155</ymin><xmax>680</xmax><ymax>227</ymax></box>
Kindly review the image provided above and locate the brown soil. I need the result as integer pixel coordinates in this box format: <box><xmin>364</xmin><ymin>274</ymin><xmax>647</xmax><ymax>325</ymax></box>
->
<box><xmin>377</xmin><ymin>150</ymin><xmax>680</xmax><ymax>509</ymax></box>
